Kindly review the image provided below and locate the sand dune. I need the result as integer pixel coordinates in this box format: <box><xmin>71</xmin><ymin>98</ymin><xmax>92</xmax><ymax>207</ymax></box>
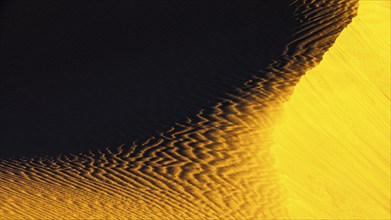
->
<box><xmin>274</xmin><ymin>1</ymin><xmax>390</xmax><ymax>218</ymax></box>
<box><xmin>2</xmin><ymin>0</ymin><xmax>386</xmax><ymax>219</ymax></box>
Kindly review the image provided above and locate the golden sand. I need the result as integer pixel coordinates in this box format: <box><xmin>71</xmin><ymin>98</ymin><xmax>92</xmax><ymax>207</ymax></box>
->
<box><xmin>2</xmin><ymin>0</ymin><xmax>388</xmax><ymax>219</ymax></box>
<box><xmin>274</xmin><ymin>1</ymin><xmax>390</xmax><ymax>218</ymax></box>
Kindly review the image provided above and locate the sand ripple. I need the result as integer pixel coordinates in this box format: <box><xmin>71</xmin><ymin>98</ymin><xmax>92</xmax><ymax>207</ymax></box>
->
<box><xmin>0</xmin><ymin>0</ymin><xmax>358</xmax><ymax>219</ymax></box>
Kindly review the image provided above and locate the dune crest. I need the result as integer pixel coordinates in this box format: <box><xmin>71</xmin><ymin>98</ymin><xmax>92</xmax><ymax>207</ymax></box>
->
<box><xmin>274</xmin><ymin>1</ymin><xmax>390</xmax><ymax>218</ymax></box>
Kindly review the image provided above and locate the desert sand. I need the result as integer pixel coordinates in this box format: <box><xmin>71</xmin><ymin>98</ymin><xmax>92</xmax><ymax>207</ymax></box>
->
<box><xmin>1</xmin><ymin>0</ymin><xmax>389</xmax><ymax>219</ymax></box>
<box><xmin>274</xmin><ymin>1</ymin><xmax>390</xmax><ymax>218</ymax></box>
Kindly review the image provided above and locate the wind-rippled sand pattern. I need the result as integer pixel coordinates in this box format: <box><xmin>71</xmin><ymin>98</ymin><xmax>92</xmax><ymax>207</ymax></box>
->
<box><xmin>0</xmin><ymin>0</ymin><xmax>360</xmax><ymax>219</ymax></box>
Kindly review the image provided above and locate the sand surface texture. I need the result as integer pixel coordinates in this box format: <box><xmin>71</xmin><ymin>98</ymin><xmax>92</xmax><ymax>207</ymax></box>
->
<box><xmin>1</xmin><ymin>0</ymin><xmax>389</xmax><ymax>219</ymax></box>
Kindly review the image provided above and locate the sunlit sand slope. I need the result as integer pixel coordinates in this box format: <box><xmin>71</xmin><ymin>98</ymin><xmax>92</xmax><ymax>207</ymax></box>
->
<box><xmin>0</xmin><ymin>0</ymin><xmax>359</xmax><ymax>219</ymax></box>
<box><xmin>274</xmin><ymin>1</ymin><xmax>390</xmax><ymax>219</ymax></box>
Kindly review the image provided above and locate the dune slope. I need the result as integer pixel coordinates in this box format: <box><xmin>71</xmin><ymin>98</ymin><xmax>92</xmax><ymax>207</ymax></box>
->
<box><xmin>0</xmin><ymin>0</ymin><xmax>362</xmax><ymax>219</ymax></box>
<box><xmin>274</xmin><ymin>1</ymin><xmax>390</xmax><ymax>218</ymax></box>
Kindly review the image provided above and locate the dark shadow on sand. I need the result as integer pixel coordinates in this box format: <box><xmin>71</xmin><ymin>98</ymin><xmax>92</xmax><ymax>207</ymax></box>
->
<box><xmin>0</xmin><ymin>1</ymin><xmax>295</xmax><ymax>158</ymax></box>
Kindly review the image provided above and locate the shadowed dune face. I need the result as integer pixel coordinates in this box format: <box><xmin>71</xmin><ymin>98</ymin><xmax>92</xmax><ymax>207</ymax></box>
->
<box><xmin>0</xmin><ymin>1</ymin><xmax>296</xmax><ymax>158</ymax></box>
<box><xmin>0</xmin><ymin>0</ymin><xmax>370</xmax><ymax>219</ymax></box>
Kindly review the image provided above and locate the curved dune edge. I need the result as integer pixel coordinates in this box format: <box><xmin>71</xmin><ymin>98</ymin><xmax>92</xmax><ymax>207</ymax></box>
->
<box><xmin>0</xmin><ymin>1</ymin><xmax>359</xmax><ymax>219</ymax></box>
<box><xmin>274</xmin><ymin>1</ymin><xmax>390</xmax><ymax>219</ymax></box>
